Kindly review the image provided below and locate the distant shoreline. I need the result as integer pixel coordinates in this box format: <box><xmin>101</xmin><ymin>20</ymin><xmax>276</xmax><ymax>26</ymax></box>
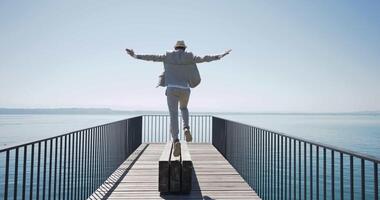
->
<box><xmin>0</xmin><ymin>108</ymin><xmax>379</xmax><ymax>115</ymax></box>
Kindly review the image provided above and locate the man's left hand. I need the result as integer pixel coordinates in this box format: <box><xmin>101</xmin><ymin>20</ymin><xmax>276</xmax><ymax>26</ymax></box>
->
<box><xmin>221</xmin><ymin>49</ymin><xmax>232</xmax><ymax>58</ymax></box>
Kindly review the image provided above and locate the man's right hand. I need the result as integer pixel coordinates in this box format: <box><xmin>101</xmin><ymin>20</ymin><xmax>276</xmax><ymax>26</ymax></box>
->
<box><xmin>126</xmin><ymin>48</ymin><xmax>135</xmax><ymax>57</ymax></box>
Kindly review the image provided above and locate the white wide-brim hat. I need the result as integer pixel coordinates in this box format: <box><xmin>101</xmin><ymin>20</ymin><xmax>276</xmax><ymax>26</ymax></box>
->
<box><xmin>174</xmin><ymin>40</ymin><xmax>187</xmax><ymax>48</ymax></box>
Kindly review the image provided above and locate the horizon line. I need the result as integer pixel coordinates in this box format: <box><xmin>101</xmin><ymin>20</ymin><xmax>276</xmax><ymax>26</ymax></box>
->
<box><xmin>0</xmin><ymin>107</ymin><xmax>379</xmax><ymax>115</ymax></box>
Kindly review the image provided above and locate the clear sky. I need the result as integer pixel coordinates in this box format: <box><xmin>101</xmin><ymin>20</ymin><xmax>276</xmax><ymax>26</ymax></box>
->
<box><xmin>1</xmin><ymin>1</ymin><xmax>379</xmax><ymax>112</ymax></box>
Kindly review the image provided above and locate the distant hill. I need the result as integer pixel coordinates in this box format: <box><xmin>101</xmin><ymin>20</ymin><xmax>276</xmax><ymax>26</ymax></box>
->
<box><xmin>0</xmin><ymin>108</ymin><xmax>379</xmax><ymax>115</ymax></box>
<box><xmin>351</xmin><ymin>111</ymin><xmax>380</xmax><ymax>115</ymax></box>
<box><xmin>0</xmin><ymin>108</ymin><xmax>155</xmax><ymax>115</ymax></box>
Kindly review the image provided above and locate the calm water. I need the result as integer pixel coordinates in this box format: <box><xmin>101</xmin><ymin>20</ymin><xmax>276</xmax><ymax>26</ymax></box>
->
<box><xmin>216</xmin><ymin>114</ymin><xmax>380</xmax><ymax>158</ymax></box>
<box><xmin>1</xmin><ymin>113</ymin><xmax>379</xmax><ymax>157</ymax></box>
<box><xmin>0</xmin><ymin>114</ymin><xmax>139</xmax><ymax>148</ymax></box>
<box><xmin>0</xmin><ymin>113</ymin><xmax>379</xmax><ymax>199</ymax></box>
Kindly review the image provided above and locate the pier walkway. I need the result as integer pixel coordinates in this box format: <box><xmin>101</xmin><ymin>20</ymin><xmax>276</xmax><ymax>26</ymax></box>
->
<box><xmin>90</xmin><ymin>143</ymin><xmax>260</xmax><ymax>199</ymax></box>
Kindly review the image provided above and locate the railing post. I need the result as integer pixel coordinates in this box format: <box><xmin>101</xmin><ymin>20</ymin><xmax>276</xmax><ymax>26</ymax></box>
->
<box><xmin>4</xmin><ymin>150</ymin><xmax>10</xmax><ymax>200</ymax></box>
<box><xmin>127</xmin><ymin>116</ymin><xmax>142</xmax><ymax>154</ymax></box>
<box><xmin>14</xmin><ymin>147</ymin><xmax>19</xmax><ymax>200</ymax></box>
<box><xmin>212</xmin><ymin>117</ymin><xmax>227</xmax><ymax>157</ymax></box>
<box><xmin>375</xmin><ymin>162</ymin><xmax>378</xmax><ymax>200</ymax></box>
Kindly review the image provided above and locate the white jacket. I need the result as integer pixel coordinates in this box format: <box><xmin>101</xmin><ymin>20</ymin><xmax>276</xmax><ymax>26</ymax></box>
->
<box><xmin>135</xmin><ymin>49</ymin><xmax>222</xmax><ymax>87</ymax></box>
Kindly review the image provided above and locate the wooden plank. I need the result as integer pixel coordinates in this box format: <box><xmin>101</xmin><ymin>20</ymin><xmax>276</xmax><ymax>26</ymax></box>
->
<box><xmin>107</xmin><ymin>190</ymin><xmax>260</xmax><ymax>199</ymax></box>
<box><xmin>158</xmin><ymin>142</ymin><xmax>172</xmax><ymax>161</ymax></box>
<box><xmin>181</xmin><ymin>142</ymin><xmax>192</xmax><ymax>193</ymax></box>
<box><xmin>169</xmin><ymin>142</ymin><xmax>181</xmax><ymax>193</ymax></box>
<box><xmin>113</xmin><ymin>182</ymin><xmax>252</xmax><ymax>191</ymax></box>
<box><xmin>158</xmin><ymin>142</ymin><xmax>172</xmax><ymax>192</ymax></box>
<box><xmin>89</xmin><ymin>143</ymin><xmax>260</xmax><ymax>199</ymax></box>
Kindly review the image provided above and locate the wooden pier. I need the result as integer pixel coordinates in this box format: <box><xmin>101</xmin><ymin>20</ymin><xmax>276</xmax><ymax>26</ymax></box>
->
<box><xmin>89</xmin><ymin>143</ymin><xmax>260</xmax><ymax>199</ymax></box>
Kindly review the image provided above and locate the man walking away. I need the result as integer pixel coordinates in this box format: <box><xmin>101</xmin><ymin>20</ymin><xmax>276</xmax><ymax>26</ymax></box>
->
<box><xmin>126</xmin><ymin>41</ymin><xmax>231</xmax><ymax>156</ymax></box>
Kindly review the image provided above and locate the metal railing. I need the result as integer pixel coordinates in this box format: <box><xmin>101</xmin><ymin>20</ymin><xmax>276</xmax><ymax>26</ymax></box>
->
<box><xmin>212</xmin><ymin>116</ymin><xmax>379</xmax><ymax>200</ymax></box>
<box><xmin>0</xmin><ymin>116</ymin><xmax>142</xmax><ymax>200</ymax></box>
<box><xmin>1</xmin><ymin>114</ymin><xmax>379</xmax><ymax>199</ymax></box>
<box><xmin>142</xmin><ymin>115</ymin><xmax>212</xmax><ymax>143</ymax></box>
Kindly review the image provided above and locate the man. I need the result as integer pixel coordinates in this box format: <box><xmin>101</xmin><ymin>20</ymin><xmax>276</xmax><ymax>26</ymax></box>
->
<box><xmin>126</xmin><ymin>40</ymin><xmax>231</xmax><ymax>156</ymax></box>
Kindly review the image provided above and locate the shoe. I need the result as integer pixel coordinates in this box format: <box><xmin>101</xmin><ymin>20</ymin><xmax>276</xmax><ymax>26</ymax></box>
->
<box><xmin>173</xmin><ymin>140</ymin><xmax>181</xmax><ymax>157</ymax></box>
<box><xmin>184</xmin><ymin>127</ymin><xmax>192</xmax><ymax>142</ymax></box>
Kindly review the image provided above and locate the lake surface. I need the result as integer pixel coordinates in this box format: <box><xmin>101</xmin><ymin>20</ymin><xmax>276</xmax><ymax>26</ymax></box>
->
<box><xmin>0</xmin><ymin>113</ymin><xmax>379</xmax><ymax>199</ymax></box>
<box><xmin>217</xmin><ymin>114</ymin><xmax>380</xmax><ymax>158</ymax></box>
<box><xmin>1</xmin><ymin>113</ymin><xmax>379</xmax><ymax>158</ymax></box>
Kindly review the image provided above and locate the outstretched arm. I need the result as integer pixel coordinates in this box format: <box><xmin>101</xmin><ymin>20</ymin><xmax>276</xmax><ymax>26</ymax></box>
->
<box><xmin>193</xmin><ymin>49</ymin><xmax>232</xmax><ymax>63</ymax></box>
<box><xmin>125</xmin><ymin>48</ymin><xmax>165</xmax><ymax>62</ymax></box>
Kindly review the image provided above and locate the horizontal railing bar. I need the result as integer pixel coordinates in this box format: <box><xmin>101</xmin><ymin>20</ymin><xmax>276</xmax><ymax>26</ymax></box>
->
<box><xmin>142</xmin><ymin>114</ymin><xmax>211</xmax><ymax>117</ymax></box>
<box><xmin>212</xmin><ymin>116</ymin><xmax>380</xmax><ymax>163</ymax></box>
